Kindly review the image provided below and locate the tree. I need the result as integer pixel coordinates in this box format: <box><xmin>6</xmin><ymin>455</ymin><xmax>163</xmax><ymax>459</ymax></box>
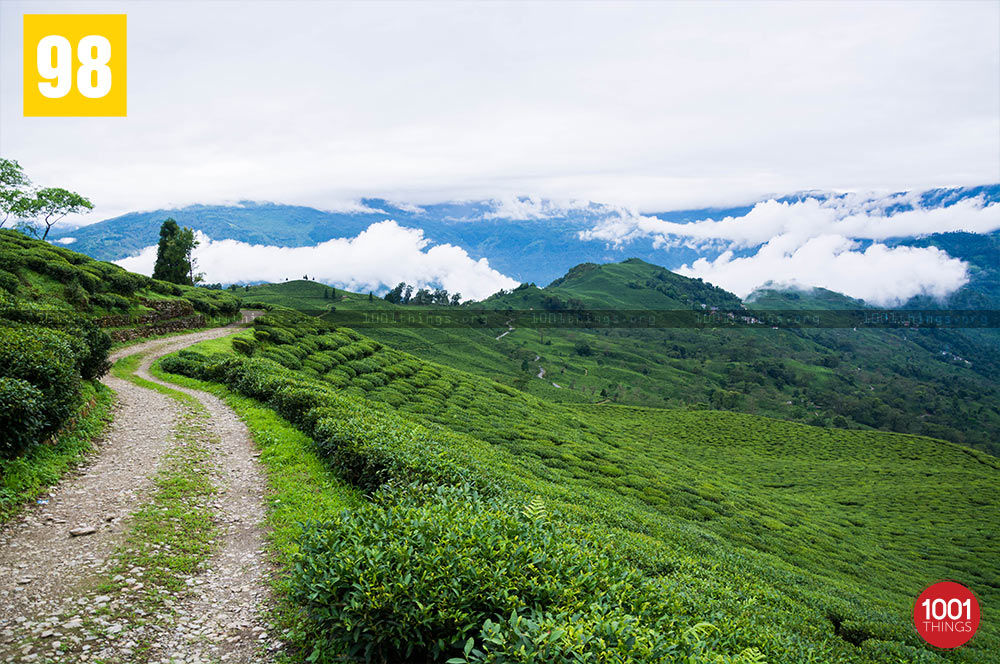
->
<box><xmin>368</xmin><ymin>292</ymin><xmax>374</xmax><ymax>302</ymax></box>
<box><xmin>31</xmin><ymin>187</ymin><xmax>94</xmax><ymax>240</ymax></box>
<box><xmin>412</xmin><ymin>288</ymin><xmax>431</xmax><ymax>305</ymax></box>
<box><xmin>450</xmin><ymin>292</ymin><xmax>462</xmax><ymax>306</ymax></box>
<box><xmin>384</xmin><ymin>282</ymin><xmax>406</xmax><ymax>304</ymax></box>
<box><xmin>0</xmin><ymin>158</ymin><xmax>33</xmax><ymax>229</ymax></box>
<box><xmin>152</xmin><ymin>219</ymin><xmax>199</xmax><ymax>285</ymax></box>
<box><xmin>432</xmin><ymin>288</ymin><xmax>450</xmax><ymax>305</ymax></box>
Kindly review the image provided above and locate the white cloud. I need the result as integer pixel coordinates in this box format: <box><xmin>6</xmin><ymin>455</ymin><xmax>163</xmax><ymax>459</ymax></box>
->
<box><xmin>581</xmin><ymin>195</ymin><xmax>1000</xmax><ymax>249</ymax></box>
<box><xmin>580</xmin><ymin>192</ymin><xmax>997</xmax><ymax>304</ymax></box>
<box><xmin>482</xmin><ymin>196</ymin><xmax>600</xmax><ymax>221</ymax></box>
<box><xmin>387</xmin><ymin>201</ymin><xmax>426</xmax><ymax>215</ymax></box>
<box><xmin>53</xmin><ymin>237</ymin><xmax>76</xmax><ymax>244</ymax></box>
<box><xmin>677</xmin><ymin>235</ymin><xmax>970</xmax><ymax>306</ymax></box>
<box><xmin>114</xmin><ymin>220</ymin><xmax>518</xmax><ymax>300</ymax></box>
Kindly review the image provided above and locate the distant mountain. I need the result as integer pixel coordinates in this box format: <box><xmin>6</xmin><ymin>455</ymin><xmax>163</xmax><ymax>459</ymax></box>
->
<box><xmin>892</xmin><ymin>231</ymin><xmax>1000</xmax><ymax>308</ymax></box>
<box><xmin>51</xmin><ymin>185</ymin><xmax>1000</xmax><ymax>302</ymax></box>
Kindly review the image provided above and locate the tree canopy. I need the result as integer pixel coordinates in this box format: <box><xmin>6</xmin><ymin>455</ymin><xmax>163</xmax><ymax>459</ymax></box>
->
<box><xmin>0</xmin><ymin>157</ymin><xmax>93</xmax><ymax>238</ymax></box>
<box><xmin>152</xmin><ymin>219</ymin><xmax>200</xmax><ymax>285</ymax></box>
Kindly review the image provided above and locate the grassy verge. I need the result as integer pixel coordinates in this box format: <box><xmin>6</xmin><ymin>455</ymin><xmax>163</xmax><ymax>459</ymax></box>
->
<box><xmin>149</xmin><ymin>348</ymin><xmax>361</xmax><ymax>661</ymax></box>
<box><xmin>0</xmin><ymin>380</ymin><xmax>114</xmax><ymax>523</ymax></box>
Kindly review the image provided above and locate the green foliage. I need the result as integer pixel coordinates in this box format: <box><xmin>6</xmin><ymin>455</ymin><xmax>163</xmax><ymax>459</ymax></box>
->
<box><xmin>0</xmin><ymin>157</ymin><xmax>34</xmax><ymax>229</ymax></box>
<box><xmin>30</xmin><ymin>186</ymin><xmax>94</xmax><ymax>240</ymax></box>
<box><xmin>0</xmin><ymin>326</ymin><xmax>81</xmax><ymax>456</ymax></box>
<box><xmin>338</xmin><ymin>258</ymin><xmax>1000</xmax><ymax>454</ymax></box>
<box><xmin>0</xmin><ymin>228</ymin><xmax>239</xmax><ymax>321</ymax></box>
<box><xmin>0</xmin><ymin>377</ymin><xmax>46</xmax><ymax>456</ymax></box>
<box><xmin>293</xmin><ymin>482</ymin><xmax>718</xmax><ymax>664</ymax></box>
<box><xmin>0</xmin><ymin>158</ymin><xmax>94</xmax><ymax>239</ymax></box>
<box><xmin>158</xmin><ymin>307</ymin><xmax>1000</xmax><ymax>663</ymax></box>
<box><xmin>0</xmin><ymin>230</ymin><xmax>239</xmax><ymax>456</ymax></box>
<box><xmin>152</xmin><ymin>218</ymin><xmax>199</xmax><ymax>285</ymax></box>
<box><xmin>0</xmin><ymin>382</ymin><xmax>113</xmax><ymax>521</ymax></box>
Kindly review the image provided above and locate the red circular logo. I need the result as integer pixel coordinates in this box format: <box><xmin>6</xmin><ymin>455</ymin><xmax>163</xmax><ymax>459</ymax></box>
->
<box><xmin>913</xmin><ymin>582</ymin><xmax>980</xmax><ymax>648</ymax></box>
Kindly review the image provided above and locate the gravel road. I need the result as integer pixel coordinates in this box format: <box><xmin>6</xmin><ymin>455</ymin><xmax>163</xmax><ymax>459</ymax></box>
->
<box><xmin>0</xmin><ymin>317</ymin><xmax>277</xmax><ymax>663</ymax></box>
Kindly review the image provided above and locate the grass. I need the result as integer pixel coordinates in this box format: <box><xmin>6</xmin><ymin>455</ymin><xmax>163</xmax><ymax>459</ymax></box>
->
<box><xmin>0</xmin><ymin>380</ymin><xmax>114</xmax><ymax>523</ymax></box>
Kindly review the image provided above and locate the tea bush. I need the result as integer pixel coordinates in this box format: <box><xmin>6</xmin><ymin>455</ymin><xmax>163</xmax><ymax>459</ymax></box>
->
<box><xmin>292</xmin><ymin>483</ymin><xmax>715</xmax><ymax>664</ymax></box>
<box><xmin>0</xmin><ymin>326</ymin><xmax>81</xmax><ymax>456</ymax></box>
<box><xmin>160</xmin><ymin>308</ymin><xmax>1000</xmax><ymax>663</ymax></box>
<box><xmin>0</xmin><ymin>229</ymin><xmax>241</xmax><ymax>319</ymax></box>
<box><xmin>0</xmin><ymin>377</ymin><xmax>46</xmax><ymax>457</ymax></box>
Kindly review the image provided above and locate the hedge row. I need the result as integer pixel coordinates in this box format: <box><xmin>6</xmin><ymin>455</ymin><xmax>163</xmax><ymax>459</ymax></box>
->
<box><xmin>0</xmin><ymin>297</ymin><xmax>113</xmax><ymax>457</ymax></box>
<box><xmin>293</xmin><ymin>483</ymin><xmax>727</xmax><ymax>664</ymax></box>
<box><xmin>0</xmin><ymin>229</ymin><xmax>241</xmax><ymax>317</ymax></box>
<box><xmin>159</xmin><ymin>349</ymin><xmax>746</xmax><ymax>663</ymax></box>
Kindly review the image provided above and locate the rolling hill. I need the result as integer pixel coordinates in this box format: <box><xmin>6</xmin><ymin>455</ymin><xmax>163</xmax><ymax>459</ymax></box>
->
<box><xmin>243</xmin><ymin>259</ymin><xmax>1000</xmax><ymax>455</ymax></box>
<box><xmin>3</xmin><ymin>230</ymin><xmax>996</xmax><ymax>662</ymax></box>
<box><xmin>158</xmin><ymin>303</ymin><xmax>1000</xmax><ymax>662</ymax></box>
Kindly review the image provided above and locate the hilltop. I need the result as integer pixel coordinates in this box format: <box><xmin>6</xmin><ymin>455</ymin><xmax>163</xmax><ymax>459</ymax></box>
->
<box><xmin>0</xmin><ymin>229</ymin><xmax>240</xmax><ymax>340</ymax></box>
<box><xmin>243</xmin><ymin>259</ymin><xmax>1000</xmax><ymax>455</ymax></box>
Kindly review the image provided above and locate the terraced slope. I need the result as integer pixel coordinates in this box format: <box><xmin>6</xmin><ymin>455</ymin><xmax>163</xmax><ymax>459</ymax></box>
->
<box><xmin>161</xmin><ymin>307</ymin><xmax>1000</xmax><ymax>663</ymax></box>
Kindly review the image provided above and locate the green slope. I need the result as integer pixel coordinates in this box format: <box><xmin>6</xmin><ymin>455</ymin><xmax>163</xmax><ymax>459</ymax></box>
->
<box><xmin>244</xmin><ymin>260</ymin><xmax>1000</xmax><ymax>455</ymax></box>
<box><xmin>162</xmin><ymin>306</ymin><xmax>1000</xmax><ymax>663</ymax></box>
<box><xmin>0</xmin><ymin>230</ymin><xmax>241</xmax><ymax>324</ymax></box>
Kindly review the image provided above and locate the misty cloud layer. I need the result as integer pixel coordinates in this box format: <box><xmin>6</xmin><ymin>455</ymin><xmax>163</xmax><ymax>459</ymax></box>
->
<box><xmin>115</xmin><ymin>221</ymin><xmax>519</xmax><ymax>300</ymax></box>
<box><xmin>579</xmin><ymin>193</ymin><xmax>998</xmax><ymax>305</ymax></box>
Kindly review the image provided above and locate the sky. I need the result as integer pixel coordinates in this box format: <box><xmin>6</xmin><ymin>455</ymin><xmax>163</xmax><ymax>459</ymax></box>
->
<box><xmin>2</xmin><ymin>0</ymin><xmax>998</xmax><ymax>219</ymax></box>
<box><xmin>2</xmin><ymin>0</ymin><xmax>999</xmax><ymax>303</ymax></box>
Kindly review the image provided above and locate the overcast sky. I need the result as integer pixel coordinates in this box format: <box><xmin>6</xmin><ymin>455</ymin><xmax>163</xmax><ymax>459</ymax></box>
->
<box><xmin>2</xmin><ymin>0</ymin><xmax>998</xmax><ymax>223</ymax></box>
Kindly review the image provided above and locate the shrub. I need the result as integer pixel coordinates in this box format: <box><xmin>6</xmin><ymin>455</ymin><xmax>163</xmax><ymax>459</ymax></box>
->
<box><xmin>0</xmin><ymin>327</ymin><xmax>81</xmax><ymax>455</ymax></box>
<box><xmin>64</xmin><ymin>281</ymin><xmax>90</xmax><ymax>308</ymax></box>
<box><xmin>0</xmin><ymin>269</ymin><xmax>19</xmax><ymax>294</ymax></box>
<box><xmin>0</xmin><ymin>378</ymin><xmax>46</xmax><ymax>457</ymax></box>
<box><xmin>76</xmin><ymin>324</ymin><xmax>112</xmax><ymax>380</ymax></box>
<box><xmin>231</xmin><ymin>336</ymin><xmax>255</xmax><ymax>356</ymax></box>
<box><xmin>291</xmin><ymin>484</ymin><xmax>694</xmax><ymax>664</ymax></box>
<box><xmin>104</xmin><ymin>269</ymin><xmax>146</xmax><ymax>296</ymax></box>
<box><xmin>91</xmin><ymin>292</ymin><xmax>131</xmax><ymax>312</ymax></box>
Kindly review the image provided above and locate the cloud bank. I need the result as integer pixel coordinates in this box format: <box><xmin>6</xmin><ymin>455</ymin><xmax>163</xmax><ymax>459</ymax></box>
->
<box><xmin>677</xmin><ymin>237</ymin><xmax>969</xmax><ymax>306</ymax></box>
<box><xmin>115</xmin><ymin>220</ymin><xmax>519</xmax><ymax>300</ymax></box>
<box><xmin>579</xmin><ymin>193</ymin><xmax>998</xmax><ymax>305</ymax></box>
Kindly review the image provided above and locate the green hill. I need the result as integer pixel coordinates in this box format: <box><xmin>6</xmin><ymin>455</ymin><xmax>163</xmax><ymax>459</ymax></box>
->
<box><xmin>246</xmin><ymin>260</ymin><xmax>1000</xmax><ymax>454</ymax></box>
<box><xmin>0</xmin><ymin>229</ymin><xmax>241</xmax><ymax>461</ymax></box>
<box><xmin>160</xmin><ymin>305</ymin><xmax>1000</xmax><ymax>663</ymax></box>
<box><xmin>0</xmin><ymin>229</ymin><xmax>241</xmax><ymax>338</ymax></box>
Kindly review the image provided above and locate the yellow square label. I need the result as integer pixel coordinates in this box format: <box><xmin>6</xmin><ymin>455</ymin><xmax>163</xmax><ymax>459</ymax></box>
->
<box><xmin>23</xmin><ymin>14</ymin><xmax>127</xmax><ymax>117</ymax></box>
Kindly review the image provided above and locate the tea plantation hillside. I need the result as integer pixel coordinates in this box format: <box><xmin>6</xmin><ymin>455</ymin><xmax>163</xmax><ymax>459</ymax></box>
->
<box><xmin>0</xmin><ymin>230</ymin><xmax>241</xmax><ymax>508</ymax></box>
<box><xmin>161</xmin><ymin>307</ymin><xmax>999</xmax><ymax>663</ymax></box>
<box><xmin>247</xmin><ymin>260</ymin><xmax>1000</xmax><ymax>455</ymax></box>
<box><xmin>0</xmin><ymin>230</ymin><xmax>241</xmax><ymax>336</ymax></box>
